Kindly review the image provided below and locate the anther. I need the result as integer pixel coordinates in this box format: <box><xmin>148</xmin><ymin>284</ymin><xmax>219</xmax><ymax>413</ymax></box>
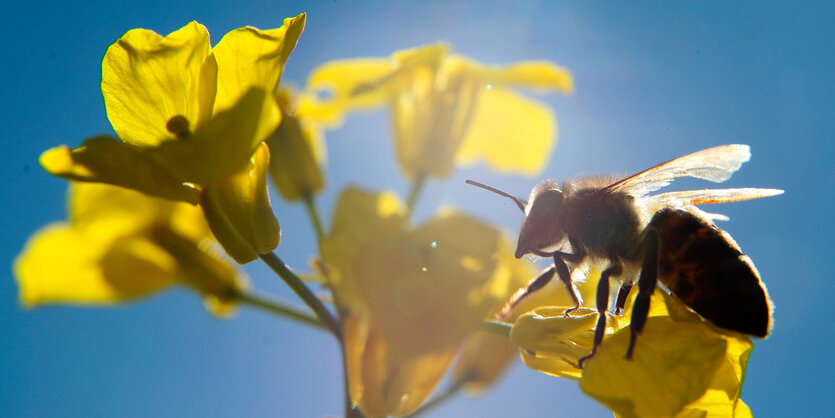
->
<box><xmin>166</xmin><ymin>115</ymin><xmax>191</xmax><ymax>139</ymax></box>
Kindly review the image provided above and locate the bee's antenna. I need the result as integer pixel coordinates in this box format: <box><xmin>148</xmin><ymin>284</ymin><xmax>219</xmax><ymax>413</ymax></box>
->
<box><xmin>465</xmin><ymin>180</ymin><xmax>528</xmax><ymax>212</ymax></box>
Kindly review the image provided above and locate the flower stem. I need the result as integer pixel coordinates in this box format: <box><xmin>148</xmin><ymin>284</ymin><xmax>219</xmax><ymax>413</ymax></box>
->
<box><xmin>234</xmin><ymin>290</ymin><xmax>326</xmax><ymax>331</ymax></box>
<box><xmin>480</xmin><ymin>320</ymin><xmax>512</xmax><ymax>338</ymax></box>
<box><xmin>259</xmin><ymin>252</ymin><xmax>341</xmax><ymax>339</ymax></box>
<box><xmin>259</xmin><ymin>252</ymin><xmax>363</xmax><ymax>417</ymax></box>
<box><xmin>302</xmin><ymin>192</ymin><xmax>325</xmax><ymax>243</ymax></box>
<box><xmin>405</xmin><ymin>173</ymin><xmax>427</xmax><ymax>216</ymax></box>
<box><xmin>402</xmin><ymin>377</ymin><xmax>468</xmax><ymax>418</ymax></box>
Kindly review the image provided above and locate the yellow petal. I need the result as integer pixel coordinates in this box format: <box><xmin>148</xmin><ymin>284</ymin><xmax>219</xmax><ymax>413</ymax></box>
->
<box><xmin>200</xmin><ymin>143</ymin><xmax>280</xmax><ymax>264</ymax></box>
<box><xmin>456</xmin><ymin>87</ymin><xmax>556</xmax><ymax>176</ymax></box>
<box><xmin>453</xmin><ymin>332</ymin><xmax>519</xmax><ymax>393</ymax></box>
<box><xmin>580</xmin><ymin>316</ymin><xmax>728</xmax><ymax>418</ymax></box>
<box><xmin>734</xmin><ymin>399</ymin><xmax>752</xmax><ymax>418</ymax></box>
<box><xmin>69</xmin><ymin>182</ymin><xmax>176</xmax><ymax>235</ymax></box>
<box><xmin>149</xmin><ymin>225</ymin><xmax>244</xmax><ymax>303</ymax></box>
<box><xmin>102</xmin><ymin>21</ymin><xmax>217</xmax><ymax>147</ymax></box>
<box><xmin>477</xmin><ymin>61</ymin><xmax>574</xmax><ymax>94</ymax></box>
<box><xmin>301</xmin><ymin>59</ymin><xmax>394</xmax><ymax>125</ymax></box>
<box><xmin>510</xmin><ymin>307</ymin><xmax>613</xmax><ymax>380</ymax></box>
<box><xmin>213</xmin><ymin>13</ymin><xmax>306</xmax><ymax>112</ymax></box>
<box><xmin>322</xmin><ymin>187</ymin><xmax>507</xmax><ymax>416</ymax></box>
<box><xmin>676</xmin><ymin>390</ymin><xmax>751</xmax><ymax>418</ymax></box>
<box><xmin>15</xmin><ymin>224</ymin><xmax>176</xmax><ymax>307</ymax></box>
<box><xmin>40</xmin><ymin>137</ymin><xmax>200</xmax><ymax>204</ymax></box>
<box><xmin>148</xmin><ymin>87</ymin><xmax>280</xmax><ymax>186</ymax></box>
<box><xmin>267</xmin><ymin>89</ymin><xmax>326</xmax><ymax>200</ymax></box>
<box><xmin>16</xmin><ymin>182</ymin><xmax>241</xmax><ymax>314</ymax></box>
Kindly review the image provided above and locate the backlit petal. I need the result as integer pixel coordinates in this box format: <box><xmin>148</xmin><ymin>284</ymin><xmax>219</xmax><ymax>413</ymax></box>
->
<box><xmin>40</xmin><ymin>136</ymin><xmax>199</xmax><ymax>204</ymax></box>
<box><xmin>15</xmin><ymin>225</ymin><xmax>176</xmax><ymax>307</ymax></box>
<box><xmin>456</xmin><ymin>87</ymin><xmax>556</xmax><ymax>176</ymax></box>
<box><xmin>102</xmin><ymin>21</ymin><xmax>217</xmax><ymax>147</ymax></box>
<box><xmin>322</xmin><ymin>187</ymin><xmax>507</xmax><ymax>416</ymax></box>
<box><xmin>301</xmin><ymin>59</ymin><xmax>394</xmax><ymax>125</ymax></box>
<box><xmin>267</xmin><ymin>89</ymin><xmax>326</xmax><ymax>200</ymax></box>
<box><xmin>580</xmin><ymin>316</ymin><xmax>727</xmax><ymax>418</ymax></box>
<box><xmin>213</xmin><ymin>13</ymin><xmax>306</xmax><ymax>111</ymax></box>
<box><xmin>148</xmin><ymin>88</ymin><xmax>280</xmax><ymax>186</ymax></box>
<box><xmin>477</xmin><ymin>61</ymin><xmax>574</xmax><ymax>94</ymax></box>
<box><xmin>453</xmin><ymin>332</ymin><xmax>519</xmax><ymax>393</ymax></box>
<box><xmin>200</xmin><ymin>143</ymin><xmax>280</xmax><ymax>264</ymax></box>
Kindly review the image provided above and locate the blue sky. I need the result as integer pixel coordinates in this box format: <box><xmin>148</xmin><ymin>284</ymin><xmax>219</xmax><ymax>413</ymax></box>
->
<box><xmin>2</xmin><ymin>1</ymin><xmax>832</xmax><ymax>416</ymax></box>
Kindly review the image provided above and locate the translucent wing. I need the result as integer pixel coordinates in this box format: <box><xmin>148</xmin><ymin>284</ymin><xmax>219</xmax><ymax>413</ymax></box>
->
<box><xmin>642</xmin><ymin>188</ymin><xmax>784</xmax><ymax>214</ymax></box>
<box><xmin>605</xmin><ymin>144</ymin><xmax>751</xmax><ymax>197</ymax></box>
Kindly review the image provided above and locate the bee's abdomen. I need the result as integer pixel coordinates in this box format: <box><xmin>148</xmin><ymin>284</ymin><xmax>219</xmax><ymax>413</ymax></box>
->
<box><xmin>649</xmin><ymin>208</ymin><xmax>772</xmax><ymax>337</ymax></box>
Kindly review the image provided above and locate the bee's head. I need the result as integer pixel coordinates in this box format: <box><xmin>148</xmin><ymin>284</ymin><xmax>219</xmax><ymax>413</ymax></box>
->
<box><xmin>515</xmin><ymin>186</ymin><xmax>565</xmax><ymax>258</ymax></box>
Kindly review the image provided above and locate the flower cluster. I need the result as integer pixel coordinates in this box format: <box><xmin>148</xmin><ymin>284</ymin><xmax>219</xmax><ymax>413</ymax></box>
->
<box><xmin>15</xmin><ymin>12</ymin><xmax>759</xmax><ymax>418</ymax></box>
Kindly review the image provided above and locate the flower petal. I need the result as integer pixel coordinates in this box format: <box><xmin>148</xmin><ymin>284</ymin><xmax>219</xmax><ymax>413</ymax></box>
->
<box><xmin>149</xmin><ymin>225</ymin><xmax>244</xmax><ymax>304</ymax></box>
<box><xmin>580</xmin><ymin>316</ymin><xmax>728</xmax><ymax>418</ymax></box>
<box><xmin>213</xmin><ymin>13</ymin><xmax>305</xmax><ymax>113</ymax></box>
<box><xmin>148</xmin><ymin>87</ymin><xmax>280</xmax><ymax>186</ymax></box>
<box><xmin>322</xmin><ymin>187</ymin><xmax>509</xmax><ymax>416</ymax></box>
<box><xmin>267</xmin><ymin>89</ymin><xmax>326</xmax><ymax>200</ymax></box>
<box><xmin>101</xmin><ymin>21</ymin><xmax>217</xmax><ymax>147</ymax></box>
<box><xmin>453</xmin><ymin>332</ymin><xmax>519</xmax><ymax>392</ymax></box>
<box><xmin>456</xmin><ymin>87</ymin><xmax>556</xmax><ymax>176</ymax></box>
<box><xmin>477</xmin><ymin>61</ymin><xmax>574</xmax><ymax>94</ymax></box>
<box><xmin>676</xmin><ymin>390</ymin><xmax>751</xmax><ymax>418</ymax></box>
<box><xmin>200</xmin><ymin>143</ymin><xmax>280</xmax><ymax>264</ymax></box>
<box><xmin>40</xmin><ymin>136</ymin><xmax>200</xmax><ymax>204</ymax></box>
<box><xmin>14</xmin><ymin>224</ymin><xmax>176</xmax><ymax>307</ymax></box>
<box><xmin>300</xmin><ymin>59</ymin><xmax>394</xmax><ymax>125</ymax></box>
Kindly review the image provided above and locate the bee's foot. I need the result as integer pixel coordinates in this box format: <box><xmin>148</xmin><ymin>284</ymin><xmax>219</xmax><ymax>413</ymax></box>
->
<box><xmin>563</xmin><ymin>306</ymin><xmax>579</xmax><ymax>318</ymax></box>
<box><xmin>577</xmin><ymin>353</ymin><xmax>594</xmax><ymax>369</ymax></box>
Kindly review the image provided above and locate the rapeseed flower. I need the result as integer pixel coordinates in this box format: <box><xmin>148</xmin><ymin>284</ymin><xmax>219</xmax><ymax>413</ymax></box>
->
<box><xmin>41</xmin><ymin>14</ymin><xmax>306</xmax><ymax>263</ymax></box>
<box><xmin>320</xmin><ymin>187</ymin><xmax>528</xmax><ymax>416</ymax></box>
<box><xmin>511</xmin><ymin>273</ymin><xmax>753</xmax><ymax>417</ymax></box>
<box><xmin>301</xmin><ymin>43</ymin><xmax>573</xmax><ymax>180</ymax></box>
<box><xmin>15</xmin><ymin>183</ymin><xmax>245</xmax><ymax>316</ymax></box>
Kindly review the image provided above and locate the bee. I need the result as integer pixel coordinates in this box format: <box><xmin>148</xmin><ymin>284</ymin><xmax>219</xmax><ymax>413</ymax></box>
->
<box><xmin>467</xmin><ymin>144</ymin><xmax>782</xmax><ymax>366</ymax></box>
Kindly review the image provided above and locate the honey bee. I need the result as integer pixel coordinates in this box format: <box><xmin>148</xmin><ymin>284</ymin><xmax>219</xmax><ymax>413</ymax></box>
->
<box><xmin>467</xmin><ymin>144</ymin><xmax>782</xmax><ymax>366</ymax></box>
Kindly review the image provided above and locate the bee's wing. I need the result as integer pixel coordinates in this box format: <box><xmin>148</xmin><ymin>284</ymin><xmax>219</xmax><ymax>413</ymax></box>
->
<box><xmin>642</xmin><ymin>188</ymin><xmax>784</xmax><ymax>214</ymax></box>
<box><xmin>604</xmin><ymin>144</ymin><xmax>752</xmax><ymax>197</ymax></box>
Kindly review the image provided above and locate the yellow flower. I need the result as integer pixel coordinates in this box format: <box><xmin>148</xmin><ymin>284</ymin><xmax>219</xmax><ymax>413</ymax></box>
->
<box><xmin>321</xmin><ymin>187</ymin><xmax>520</xmax><ymax>417</ymax></box>
<box><xmin>452</xmin><ymin>262</ymin><xmax>605</xmax><ymax>394</ymax></box>
<box><xmin>302</xmin><ymin>43</ymin><xmax>573</xmax><ymax>180</ymax></box>
<box><xmin>40</xmin><ymin>14</ymin><xmax>306</xmax><ymax>263</ymax></box>
<box><xmin>511</xmin><ymin>273</ymin><xmax>754</xmax><ymax>417</ymax></box>
<box><xmin>451</xmin><ymin>240</ymin><xmax>539</xmax><ymax>393</ymax></box>
<box><xmin>14</xmin><ymin>183</ymin><xmax>245</xmax><ymax>316</ymax></box>
<box><xmin>266</xmin><ymin>87</ymin><xmax>326</xmax><ymax>201</ymax></box>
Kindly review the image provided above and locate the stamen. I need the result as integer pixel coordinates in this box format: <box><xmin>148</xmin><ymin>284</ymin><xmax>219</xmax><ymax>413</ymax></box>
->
<box><xmin>166</xmin><ymin>115</ymin><xmax>191</xmax><ymax>139</ymax></box>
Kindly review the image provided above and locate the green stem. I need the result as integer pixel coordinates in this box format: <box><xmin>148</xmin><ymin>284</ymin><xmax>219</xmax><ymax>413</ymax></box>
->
<box><xmin>259</xmin><ymin>252</ymin><xmax>341</xmax><ymax>339</ymax></box>
<box><xmin>402</xmin><ymin>377</ymin><xmax>468</xmax><ymax>418</ymax></box>
<box><xmin>480</xmin><ymin>320</ymin><xmax>512</xmax><ymax>338</ymax></box>
<box><xmin>405</xmin><ymin>173</ymin><xmax>427</xmax><ymax>216</ymax></box>
<box><xmin>259</xmin><ymin>252</ymin><xmax>363</xmax><ymax>417</ymax></box>
<box><xmin>235</xmin><ymin>290</ymin><xmax>326</xmax><ymax>331</ymax></box>
<box><xmin>301</xmin><ymin>192</ymin><xmax>325</xmax><ymax>244</ymax></box>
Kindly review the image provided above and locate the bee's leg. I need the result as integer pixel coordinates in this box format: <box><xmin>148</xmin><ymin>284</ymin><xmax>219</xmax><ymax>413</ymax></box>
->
<box><xmin>614</xmin><ymin>282</ymin><xmax>633</xmax><ymax>315</ymax></box>
<box><xmin>626</xmin><ymin>229</ymin><xmax>659</xmax><ymax>360</ymax></box>
<box><xmin>498</xmin><ymin>266</ymin><xmax>556</xmax><ymax>320</ymax></box>
<box><xmin>578</xmin><ymin>263</ymin><xmax>622</xmax><ymax>368</ymax></box>
<box><xmin>553</xmin><ymin>256</ymin><xmax>582</xmax><ymax>316</ymax></box>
